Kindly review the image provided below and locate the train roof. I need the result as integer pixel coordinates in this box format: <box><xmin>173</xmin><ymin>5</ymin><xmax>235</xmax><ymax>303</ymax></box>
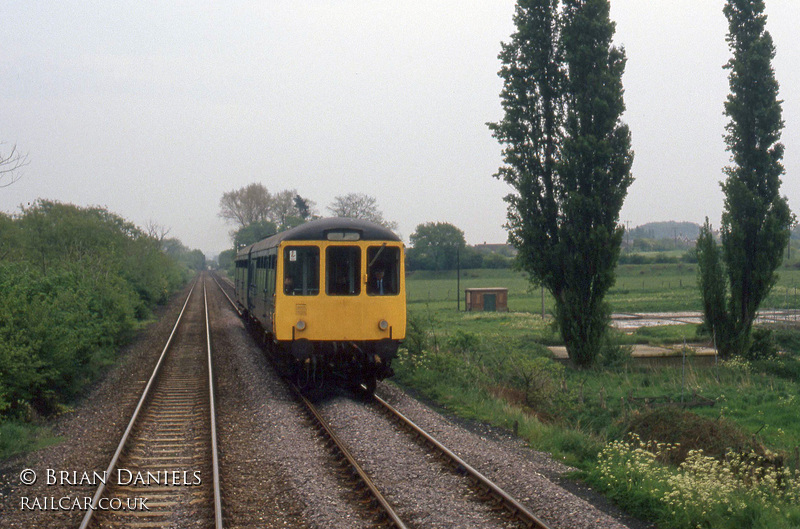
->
<box><xmin>236</xmin><ymin>217</ymin><xmax>401</xmax><ymax>258</ymax></box>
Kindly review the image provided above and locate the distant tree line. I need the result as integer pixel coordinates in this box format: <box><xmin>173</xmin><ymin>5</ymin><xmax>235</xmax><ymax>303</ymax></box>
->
<box><xmin>216</xmin><ymin>185</ymin><xmax>400</xmax><ymax>274</ymax></box>
<box><xmin>216</xmin><ymin>188</ymin><xmax>515</xmax><ymax>273</ymax></box>
<box><xmin>405</xmin><ymin>221</ymin><xmax>514</xmax><ymax>271</ymax></box>
<box><xmin>628</xmin><ymin>221</ymin><xmax>701</xmax><ymax>242</ymax></box>
<box><xmin>0</xmin><ymin>200</ymin><xmax>202</xmax><ymax>421</ymax></box>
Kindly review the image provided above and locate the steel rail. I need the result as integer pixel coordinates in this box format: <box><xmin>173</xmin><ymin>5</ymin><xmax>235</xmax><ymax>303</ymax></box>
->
<box><xmin>210</xmin><ymin>272</ymin><xmax>242</xmax><ymax>317</ymax></box>
<box><xmin>78</xmin><ymin>279</ymin><xmax>198</xmax><ymax>529</ymax></box>
<box><xmin>288</xmin><ymin>384</ymin><xmax>410</xmax><ymax>529</ymax></box>
<box><xmin>373</xmin><ymin>394</ymin><xmax>553</xmax><ymax>529</ymax></box>
<box><xmin>204</xmin><ymin>281</ymin><xmax>224</xmax><ymax>529</ymax></box>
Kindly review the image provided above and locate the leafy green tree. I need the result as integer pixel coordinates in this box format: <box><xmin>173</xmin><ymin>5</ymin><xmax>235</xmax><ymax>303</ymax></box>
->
<box><xmin>697</xmin><ymin>0</ymin><xmax>792</xmax><ymax>357</ymax></box>
<box><xmin>0</xmin><ymin>212</ymin><xmax>17</xmax><ymax>259</ymax></box>
<box><xmin>233</xmin><ymin>220</ymin><xmax>277</xmax><ymax>249</ymax></box>
<box><xmin>696</xmin><ymin>220</ymin><xmax>728</xmax><ymax>338</ymax></box>
<box><xmin>217</xmin><ymin>248</ymin><xmax>237</xmax><ymax>275</ymax></box>
<box><xmin>294</xmin><ymin>194</ymin><xmax>315</xmax><ymax>220</ymax></box>
<box><xmin>408</xmin><ymin>222</ymin><xmax>466</xmax><ymax>271</ymax></box>
<box><xmin>489</xmin><ymin>0</ymin><xmax>633</xmax><ymax>367</ymax></box>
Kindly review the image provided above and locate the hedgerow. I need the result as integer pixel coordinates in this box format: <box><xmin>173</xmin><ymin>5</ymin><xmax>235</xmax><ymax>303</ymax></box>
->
<box><xmin>0</xmin><ymin>201</ymin><xmax>199</xmax><ymax>426</ymax></box>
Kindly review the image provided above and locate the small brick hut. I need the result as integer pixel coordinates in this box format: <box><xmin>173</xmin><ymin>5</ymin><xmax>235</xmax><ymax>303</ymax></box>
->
<box><xmin>464</xmin><ymin>288</ymin><xmax>508</xmax><ymax>312</ymax></box>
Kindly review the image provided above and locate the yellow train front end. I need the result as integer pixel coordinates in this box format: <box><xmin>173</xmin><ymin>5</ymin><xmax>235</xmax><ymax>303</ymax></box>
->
<box><xmin>274</xmin><ymin>240</ymin><xmax>406</xmax><ymax>344</ymax></box>
<box><xmin>256</xmin><ymin>218</ymin><xmax>406</xmax><ymax>391</ymax></box>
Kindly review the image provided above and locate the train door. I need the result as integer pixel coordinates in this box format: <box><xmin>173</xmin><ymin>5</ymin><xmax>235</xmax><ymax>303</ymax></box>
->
<box><xmin>247</xmin><ymin>253</ymin><xmax>256</xmax><ymax>312</ymax></box>
<box><xmin>484</xmin><ymin>294</ymin><xmax>497</xmax><ymax>312</ymax></box>
<box><xmin>264</xmin><ymin>252</ymin><xmax>277</xmax><ymax>328</ymax></box>
<box><xmin>255</xmin><ymin>255</ymin><xmax>268</xmax><ymax>319</ymax></box>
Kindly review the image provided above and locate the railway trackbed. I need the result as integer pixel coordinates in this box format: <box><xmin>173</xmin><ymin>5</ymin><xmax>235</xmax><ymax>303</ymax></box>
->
<box><xmin>80</xmin><ymin>275</ymin><xmax>222</xmax><ymax>529</ymax></box>
<box><xmin>211</xmin><ymin>272</ymin><xmax>552</xmax><ymax>529</ymax></box>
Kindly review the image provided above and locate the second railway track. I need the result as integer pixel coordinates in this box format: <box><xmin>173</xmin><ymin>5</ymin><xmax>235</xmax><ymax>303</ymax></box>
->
<box><xmin>80</xmin><ymin>275</ymin><xmax>222</xmax><ymax>529</ymax></box>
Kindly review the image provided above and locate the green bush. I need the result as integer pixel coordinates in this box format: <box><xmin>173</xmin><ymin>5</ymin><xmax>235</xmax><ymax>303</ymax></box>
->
<box><xmin>745</xmin><ymin>328</ymin><xmax>779</xmax><ymax>361</ymax></box>
<box><xmin>508</xmin><ymin>355</ymin><xmax>564</xmax><ymax>409</ymax></box>
<box><xmin>446</xmin><ymin>330</ymin><xmax>480</xmax><ymax>354</ymax></box>
<box><xmin>0</xmin><ymin>200</ymin><xmax>195</xmax><ymax>425</ymax></box>
<box><xmin>0</xmin><ymin>262</ymin><xmax>138</xmax><ymax>417</ymax></box>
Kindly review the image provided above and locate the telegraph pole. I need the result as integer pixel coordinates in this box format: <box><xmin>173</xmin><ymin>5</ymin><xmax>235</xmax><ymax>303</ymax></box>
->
<box><xmin>456</xmin><ymin>247</ymin><xmax>461</xmax><ymax>311</ymax></box>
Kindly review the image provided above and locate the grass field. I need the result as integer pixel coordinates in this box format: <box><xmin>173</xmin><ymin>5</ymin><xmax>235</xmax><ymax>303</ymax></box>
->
<box><xmin>401</xmin><ymin>263</ymin><xmax>800</xmax><ymax>529</ymax></box>
<box><xmin>408</xmin><ymin>262</ymin><xmax>800</xmax><ymax>314</ymax></box>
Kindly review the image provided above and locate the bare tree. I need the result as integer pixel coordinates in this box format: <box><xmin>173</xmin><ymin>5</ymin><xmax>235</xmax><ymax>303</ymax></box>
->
<box><xmin>218</xmin><ymin>183</ymin><xmax>273</xmax><ymax>227</ymax></box>
<box><xmin>145</xmin><ymin>219</ymin><xmax>171</xmax><ymax>243</ymax></box>
<box><xmin>327</xmin><ymin>193</ymin><xmax>398</xmax><ymax>230</ymax></box>
<box><xmin>1</xmin><ymin>144</ymin><xmax>29</xmax><ymax>188</ymax></box>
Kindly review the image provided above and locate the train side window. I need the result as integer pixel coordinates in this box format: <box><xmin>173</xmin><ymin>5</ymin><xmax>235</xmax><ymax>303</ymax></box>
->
<box><xmin>367</xmin><ymin>245</ymin><xmax>400</xmax><ymax>295</ymax></box>
<box><xmin>283</xmin><ymin>246</ymin><xmax>319</xmax><ymax>296</ymax></box>
<box><xmin>326</xmin><ymin>246</ymin><xmax>361</xmax><ymax>296</ymax></box>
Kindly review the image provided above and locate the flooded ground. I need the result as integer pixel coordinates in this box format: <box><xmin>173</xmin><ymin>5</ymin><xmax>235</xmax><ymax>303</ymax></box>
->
<box><xmin>611</xmin><ymin>309</ymin><xmax>800</xmax><ymax>330</ymax></box>
<box><xmin>548</xmin><ymin>310</ymin><xmax>800</xmax><ymax>360</ymax></box>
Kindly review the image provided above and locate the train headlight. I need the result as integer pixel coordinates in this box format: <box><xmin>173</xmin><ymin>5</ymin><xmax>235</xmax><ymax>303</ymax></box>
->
<box><xmin>296</xmin><ymin>320</ymin><xmax>307</xmax><ymax>331</ymax></box>
<box><xmin>378</xmin><ymin>319</ymin><xmax>389</xmax><ymax>331</ymax></box>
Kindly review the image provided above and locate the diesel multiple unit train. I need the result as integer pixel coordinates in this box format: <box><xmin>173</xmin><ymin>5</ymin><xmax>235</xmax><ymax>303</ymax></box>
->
<box><xmin>234</xmin><ymin>217</ymin><xmax>406</xmax><ymax>393</ymax></box>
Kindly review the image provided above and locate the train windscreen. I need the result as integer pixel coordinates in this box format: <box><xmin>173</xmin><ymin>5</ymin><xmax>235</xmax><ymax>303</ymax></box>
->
<box><xmin>367</xmin><ymin>245</ymin><xmax>399</xmax><ymax>295</ymax></box>
<box><xmin>326</xmin><ymin>246</ymin><xmax>361</xmax><ymax>295</ymax></box>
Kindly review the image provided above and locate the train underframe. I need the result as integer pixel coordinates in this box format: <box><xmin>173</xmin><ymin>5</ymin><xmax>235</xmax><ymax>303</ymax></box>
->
<box><xmin>281</xmin><ymin>338</ymin><xmax>398</xmax><ymax>395</ymax></box>
<box><xmin>244</xmin><ymin>313</ymin><xmax>397</xmax><ymax>394</ymax></box>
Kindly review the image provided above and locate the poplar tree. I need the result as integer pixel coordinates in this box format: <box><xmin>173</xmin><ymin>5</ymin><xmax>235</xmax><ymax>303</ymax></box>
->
<box><xmin>489</xmin><ymin>0</ymin><xmax>633</xmax><ymax>367</ymax></box>
<box><xmin>697</xmin><ymin>0</ymin><xmax>792</xmax><ymax>357</ymax></box>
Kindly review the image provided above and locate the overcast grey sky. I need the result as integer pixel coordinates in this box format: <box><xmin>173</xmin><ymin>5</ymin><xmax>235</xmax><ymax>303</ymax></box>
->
<box><xmin>2</xmin><ymin>1</ymin><xmax>799</xmax><ymax>256</ymax></box>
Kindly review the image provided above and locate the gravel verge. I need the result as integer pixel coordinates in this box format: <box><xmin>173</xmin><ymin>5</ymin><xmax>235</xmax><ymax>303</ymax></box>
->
<box><xmin>374</xmin><ymin>383</ymin><xmax>655</xmax><ymax>529</ymax></box>
<box><xmin>315</xmin><ymin>393</ymin><xmax>523</xmax><ymax>528</ymax></box>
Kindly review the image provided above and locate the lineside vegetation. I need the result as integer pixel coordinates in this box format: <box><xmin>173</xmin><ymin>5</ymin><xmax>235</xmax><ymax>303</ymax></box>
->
<box><xmin>489</xmin><ymin>0</ymin><xmax>634</xmax><ymax>367</ymax></box>
<box><xmin>0</xmin><ymin>200</ymin><xmax>202</xmax><ymax>458</ymax></box>
<box><xmin>397</xmin><ymin>268</ymin><xmax>800</xmax><ymax>529</ymax></box>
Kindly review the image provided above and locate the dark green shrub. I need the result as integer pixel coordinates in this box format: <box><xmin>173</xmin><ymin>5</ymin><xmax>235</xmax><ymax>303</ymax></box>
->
<box><xmin>446</xmin><ymin>330</ymin><xmax>480</xmax><ymax>354</ymax></box>
<box><xmin>745</xmin><ymin>328</ymin><xmax>779</xmax><ymax>361</ymax></box>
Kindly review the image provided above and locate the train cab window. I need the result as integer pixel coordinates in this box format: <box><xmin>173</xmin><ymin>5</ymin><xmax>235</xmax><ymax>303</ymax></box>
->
<box><xmin>367</xmin><ymin>245</ymin><xmax>400</xmax><ymax>295</ymax></box>
<box><xmin>326</xmin><ymin>246</ymin><xmax>361</xmax><ymax>296</ymax></box>
<box><xmin>283</xmin><ymin>246</ymin><xmax>319</xmax><ymax>296</ymax></box>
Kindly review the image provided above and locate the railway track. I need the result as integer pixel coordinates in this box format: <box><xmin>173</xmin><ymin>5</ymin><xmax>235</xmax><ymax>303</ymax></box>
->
<box><xmin>80</xmin><ymin>275</ymin><xmax>222</xmax><ymax>529</ymax></box>
<box><xmin>371</xmin><ymin>395</ymin><xmax>551</xmax><ymax>529</ymax></box>
<box><xmin>210</xmin><ymin>271</ymin><xmax>551</xmax><ymax>529</ymax></box>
